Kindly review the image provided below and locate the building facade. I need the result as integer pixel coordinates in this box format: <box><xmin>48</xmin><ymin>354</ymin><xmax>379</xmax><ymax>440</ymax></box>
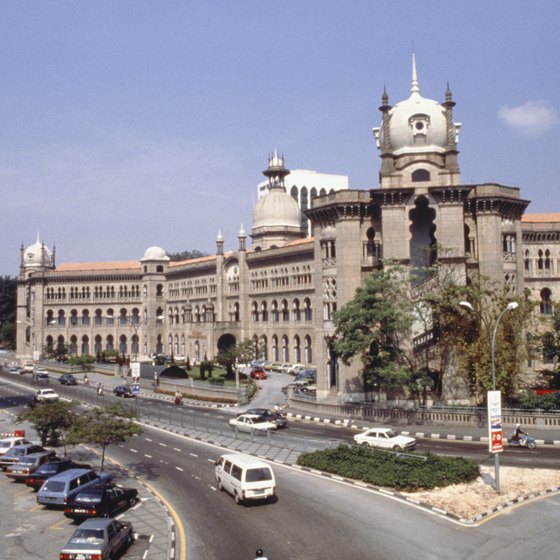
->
<box><xmin>16</xmin><ymin>59</ymin><xmax>557</xmax><ymax>400</ymax></box>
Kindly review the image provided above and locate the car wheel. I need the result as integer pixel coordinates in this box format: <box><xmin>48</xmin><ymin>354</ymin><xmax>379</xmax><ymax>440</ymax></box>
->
<box><xmin>360</xmin><ymin>441</ymin><xmax>369</xmax><ymax>447</ymax></box>
<box><xmin>128</xmin><ymin>496</ymin><xmax>136</xmax><ymax>507</ymax></box>
<box><xmin>217</xmin><ymin>478</ymin><xmax>223</xmax><ymax>491</ymax></box>
<box><xmin>234</xmin><ymin>491</ymin><xmax>243</xmax><ymax>505</ymax></box>
<box><xmin>393</xmin><ymin>445</ymin><xmax>403</xmax><ymax>452</ymax></box>
<box><xmin>126</xmin><ymin>532</ymin><xmax>133</xmax><ymax>546</ymax></box>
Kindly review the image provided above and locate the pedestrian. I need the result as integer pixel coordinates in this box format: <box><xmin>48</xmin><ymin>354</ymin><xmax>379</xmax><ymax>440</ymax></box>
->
<box><xmin>174</xmin><ymin>390</ymin><xmax>183</xmax><ymax>405</ymax></box>
<box><xmin>83</xmin><ymin>373</ymin><xmax>88</xmax><ymax>385</ymax></box>
<box><xmin>97</xmin><ymin>383</ymin><xmax>103</xmax><ymax>396</ymax></box>
<box><xmin>254</xmin><ymin>549</ymin><xmax>269</xmax><ymax>560</ymax></box>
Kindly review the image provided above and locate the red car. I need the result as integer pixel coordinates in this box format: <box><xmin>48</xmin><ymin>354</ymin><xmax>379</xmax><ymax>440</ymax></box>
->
<box><xmin>250</xmin><ymin>368</ymin><xmax>267</xmax><ymax>380</ymax></box>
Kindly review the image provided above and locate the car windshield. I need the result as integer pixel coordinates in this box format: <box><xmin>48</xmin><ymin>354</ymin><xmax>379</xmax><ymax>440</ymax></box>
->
<box><xmin>42</xmin><ymin>480</ymin><xmax>65</xmax><ymax>492</ymax></box>
<box><xmin>7</xmin><ymin>447</ymin><xmax>25</xmax><ymax>456</ymax></box>
<box><xmin>0</xmin><ymin>441</ymin><xmax>12</xmax><ymax>448</ymax></box>
<box><xmin>245</xmin><ymin>467</ymin><xmax>272</xmax><ymax>482</ymax></box>
<box><xmin>18</xmin><ymin>456</ymin><xmax>37</xmax><ymax>465</ymax></box>
<box><xmin>70</xmin><ymin>528</ymin><xmax>105</xmax><ymax>545</ymax></box>
<box><xmin>37</xmin><ymin>463</ymin><xmax>60</xmax><ymax>474</ymax></box>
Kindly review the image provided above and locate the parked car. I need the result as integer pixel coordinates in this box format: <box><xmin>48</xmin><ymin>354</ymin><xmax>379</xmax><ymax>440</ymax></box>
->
<box><xmin>229</xmin><ymin>414</ymin><xmax>278</xmax><ymax>433</ymax></box>
<box><xmin>294</xmin><ymin>368</ymin><xmax>317</xmax><ymax>384</ymax></box>
<box><xmin>24</xmin><ymin>458</ymin><xmax>91</xmax><ymax>490</ymax></box>
<box><xmin>250</xmin><ymin>368</ymin><xmax>267</xmax><ymax>380</ymax></box>
<box><xmin>0</xmin><ymin>436</ymin><xmax>32</xmax><ymax>456</ymax></box>
<box><xmin>287</xmin><ymin>363</ymin><xmax>306</xmax><ymax>375</ymax></box>
<box><xmin>5</xmin><ymin>451</ymin><xmax>56</xmax><ymax>481</ymax></box>
<box><xmin>59</xmin><ymin>374</ymin><xmax>77</xmax><ymax>385</ymax></box>
<box><xmin>64</xmin><ymin>482</ymin><xmax>138</xmax><ymax>520</ymax></box>
<box><xmin>113</xmin><ymin>385</ymin><xmax>135</xmax><ymax>398</ymax></box>
<box><xmin>34</xmin><ymin>388</ymin><xmax>59</xmax><ymax>402</ymax></box>
<box><xmin>0</xmin><ymin>444</ymin><xmax>53</xmax><ymax>470</ymax></box>
<box><xmin>353</xmin><ymin>427</ymin><xmax>417</xmax><ymax>451</ymax></box>
<box><xmin>59</xmin><ymin>518</ymin><xmax>134</xmax><ymax>560</ymax></box>
<box><xmin>8</xmin><ymin>366</ymin><xmax>22</xmax><ymax>374</ymax></box>
<box><xmin>37</xmin><ymin>468</ymin><xmax>112</xmax><ymax>507</ymax></box>
<box><xmin>242</xmin><ymin>408</ymin><xmax>288</xmax><ymax>429</ymax></box>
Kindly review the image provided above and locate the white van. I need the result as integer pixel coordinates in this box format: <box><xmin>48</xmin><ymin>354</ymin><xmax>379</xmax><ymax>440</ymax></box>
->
<box><xmin>215</xmin><ymin>453</ymin><xmax>276</xmax><ymax>505</ymax></box>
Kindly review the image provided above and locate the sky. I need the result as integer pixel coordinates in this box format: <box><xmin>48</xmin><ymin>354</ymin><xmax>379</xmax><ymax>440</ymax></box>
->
<box><xmin>1</xmin><ymin>1</ymin><xmax>559</xmax><ymax>276</ymax></box>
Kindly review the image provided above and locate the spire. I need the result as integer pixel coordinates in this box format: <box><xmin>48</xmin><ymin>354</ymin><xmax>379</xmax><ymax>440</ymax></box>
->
<box><xmin>411</xmin><ymin>52</ymin><xmax>420</xmax><ymax>95</ymax></box>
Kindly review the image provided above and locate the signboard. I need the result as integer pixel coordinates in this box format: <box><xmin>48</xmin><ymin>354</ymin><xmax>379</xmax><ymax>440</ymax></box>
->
<box><xmin>487</xmin><ymin>390</ymin><xmax>504</xmax><ymax>453</ymax></box>
<box><xmin>131</xmin><ymin>383</ymin><xmax>140</xmax><ymax>395</ymax></box>
<box><xmin>131</xmin><ymin>362</ymin><xmax>141</xmax><ymax>380</ymax></box>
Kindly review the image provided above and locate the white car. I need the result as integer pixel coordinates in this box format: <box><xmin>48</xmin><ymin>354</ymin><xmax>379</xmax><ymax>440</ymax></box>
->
<box><xmin>34</xmin><ymin>388</ymin><xmax>60</xmax><ymax>402</ymax></box>
<box><xmin>229</xmin><ymin>414</ymin><xmax>278</xmax><ymax>433</ymax></box>
<box><xmin>353</xmin><ymin>427</ymin><xmax>416</xmax><ymax>451</ymax></box>
<box><xmin>0</xmin><ymin>436</ymin><xmax>32</xmax><ymax>456</ymax></box>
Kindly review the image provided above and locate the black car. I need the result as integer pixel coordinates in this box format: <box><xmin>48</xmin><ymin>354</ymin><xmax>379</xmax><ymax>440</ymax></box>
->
<box><xmin>113</xmin><ymin>385</ymin><xmax>134</xmax><ymax>398</ymax></box>
<box><xmin>64</xmin><ymin>483</ymin><xmax>138</xmax><ymax>520</ymax></box>
<box><xmin>59</xmin><ymin>374</ymin><xmax>77</xmax><ymax>385</ymax></box>
<box><xmin>24</xmin><ymin>458</ymin><xmax>91</xmax><ymax>490</ymax></box>
<box><xmin>241</xmin><ymin>408</ymin><xmax>288</xmax><ymax>428</ymax></box>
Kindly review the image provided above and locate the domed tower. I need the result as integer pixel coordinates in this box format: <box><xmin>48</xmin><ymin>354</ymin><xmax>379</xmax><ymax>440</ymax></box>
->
<box><xmin>251</xmin><ymin>149</ymin><xmax>304</xmax><ymax>250</ymax></box>
<box><xmin>372</xmin><ymin>54</ymin><xmax>462</xmax><ymax>189</ymax></box>
<box><xmin>20</xmin><ymin>233</ymin><xmax>55</xmax><ymax>278</ymax></box>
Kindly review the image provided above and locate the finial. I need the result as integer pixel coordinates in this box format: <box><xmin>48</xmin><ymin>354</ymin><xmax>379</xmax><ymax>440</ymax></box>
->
<box><xmin>411</xmin><ymin>52</ymin><xmax>420</xmax><ymax>95</ymax></box>
<box><xmin>239</xmin><ymin>223</ymin><xmax>246</xmax><ymax>237</ymax></box>
<box><xmin>216</xmin><ymin>229</ymin><xmax>223</xmax><ymax>242</ymax></box>
<box><xmin>382</xmin><ymin>85</ymin><xmax>389</xmax><ymax>105</ymax></box>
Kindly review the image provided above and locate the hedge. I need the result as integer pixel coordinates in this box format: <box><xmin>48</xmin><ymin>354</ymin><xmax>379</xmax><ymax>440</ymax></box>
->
<box><xmin>296</xmin><ymin>445</ymin><xmax>480</xmax><ymax>491</ymax></box>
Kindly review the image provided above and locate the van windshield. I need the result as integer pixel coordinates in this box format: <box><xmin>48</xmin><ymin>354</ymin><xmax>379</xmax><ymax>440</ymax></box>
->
<box><xmin>245</xmin><ymin>467</ymin><xmax>272</xmax><ymax>482</ymax></box>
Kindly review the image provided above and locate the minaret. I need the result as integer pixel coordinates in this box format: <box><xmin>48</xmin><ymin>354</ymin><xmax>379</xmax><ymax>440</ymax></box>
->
<box><xmin>262</xmin><ymin>148</ymin><xmax>290</xmax><ymax>191</ymax></box>
<box><xmin>443</xmin><ymin>82</ymin><xmax>460</xmax><ymax>173</ymax></box>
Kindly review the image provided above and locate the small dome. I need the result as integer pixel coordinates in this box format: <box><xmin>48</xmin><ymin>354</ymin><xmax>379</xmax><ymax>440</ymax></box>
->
<box><xmin>253</xmin><ymin>187</ymin><xmax>301</xmax><ymax>229</ymax></box>
<box><xmin>141</xmin><ymin>246</ymin><xmax>169</xmax><ymax>261</ymax></box>
<box><xmin>23</xmin><ymin>235</ymin><xmax>54</xmax><ymax>269</ymax></box>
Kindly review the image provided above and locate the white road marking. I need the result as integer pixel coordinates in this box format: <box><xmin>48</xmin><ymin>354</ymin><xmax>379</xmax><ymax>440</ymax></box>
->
<box><xmin>176</xmin><ymin>466</ymin><xmax>184</xmax><ymax>472</ymax></box>
<box><xmin>145</xmin><ymin>454</ymin><xmax>152</xmax><ymax>458</ymax></box>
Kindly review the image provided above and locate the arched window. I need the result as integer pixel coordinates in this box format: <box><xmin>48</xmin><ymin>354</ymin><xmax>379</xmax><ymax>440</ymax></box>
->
<box><xmin>540</xmin><ymin>288</ymin><xmax>553</xmax><ymax>315</ymax></box>
<box><xmin>261</xmin><ymin>301</ymin><xmax>268</xmax><ymax>322</ymax></box>
<box><xmin>251</xmin><ymin>301</ymin><xmax>259</xmax><ymax>322</ymax></box>
<box><xmin>303</xmin><ymin>298</ymin><xmax>312</xmax><ymax>321</ymax></box>
<box><xmin>293</xmin><ymin>335</ymin><xmax>301</xmax><ymax>364</ymax></box>
<box><xmin>282</xmin><ymin>335</ymin><xmax>289</xmax><ymax>362</ymax></box>
<box><xmin>412</xmin><ymin>168</ymin><xmax>430</xmax><ymax>182</ymax></box>
<box><xmin>293</xmin><ymin>299</ymin><xmax>301</xmax><ymax>321</ymax></box>
<box><xmin>304</xmin><ymin>335</ymin><xmax>312</xmax><ymax>364</ymax></box>
<box><xmin>272</xmin><ymin>335</ymin><xmax>279</xmax><ymax>362</ymax></box>
<box><xmin>82</xmin><ymin>309</ymin><xmax>90</xmax><ymax>326</ymax></box>
<box><xmin>281</xmin><ymin>299</ymin><xmax>289</xmax><ymax>322</ymax></box>
<box><xmin>271</xmin><ymin>300</ymin><xmax>279</xmax><ymax>322</ymax></box>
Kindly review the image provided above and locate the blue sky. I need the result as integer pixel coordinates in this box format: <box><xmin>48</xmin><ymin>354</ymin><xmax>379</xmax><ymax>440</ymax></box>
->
<box><xmin>1</xmin><ymin>1</ymin><xmax>559</xmax><ymax>275</ymax></box>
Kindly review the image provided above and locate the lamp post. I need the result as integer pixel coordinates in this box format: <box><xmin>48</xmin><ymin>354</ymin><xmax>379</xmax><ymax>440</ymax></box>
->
<box><xmin>459</xmin><ymin>300</ymin><xmax>518</xmax><ymax>494</ymax></box>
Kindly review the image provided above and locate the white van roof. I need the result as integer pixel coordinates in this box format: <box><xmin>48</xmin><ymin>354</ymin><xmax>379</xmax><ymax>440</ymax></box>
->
<box><xmin>219</xmin><ymin>453</ymin><xmax>271</xmax><ymax>469</ymax></box>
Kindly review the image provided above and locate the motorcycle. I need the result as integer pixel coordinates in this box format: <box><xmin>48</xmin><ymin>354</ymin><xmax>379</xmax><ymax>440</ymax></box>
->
<box><xmin>507</xmin><ymin>433</ymin><xmax>537</xmax><ymax>449</ymax></box>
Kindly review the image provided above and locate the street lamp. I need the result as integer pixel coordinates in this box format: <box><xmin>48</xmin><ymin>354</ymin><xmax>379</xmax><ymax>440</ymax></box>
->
<box><xmin>459</xmin><ymin>300</ymin><xmax>518</xmax><ymax>494</ymax></box>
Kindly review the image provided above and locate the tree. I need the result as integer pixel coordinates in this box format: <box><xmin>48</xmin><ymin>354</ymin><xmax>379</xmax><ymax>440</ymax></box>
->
<box><xmin>0</xmin><ymin>276</ymin><xmax>17</xmax><ymax>350</ymax></box>
<box><xmin>167</xmin><ymin>249</ymin><xmax>208</xmax><ymax>261</ymax></box>
<box><xmin>216</xmin><ymin>338</ymin><xmax>257</xmax><ymax>379</ymax></box>
<box><xmin>66</xmin><ymin>403</ymin><xmax>143</xmax><ymax>471</ymax></box>
<box><xmin>332</xmin><ymin>265</ymin><xmax>416</xmax><ymax>392</ymax></box>
<box><xmin>16</xmin><ymin>400</ymin><xmax>78</xmax><ymax>452</ymax></box>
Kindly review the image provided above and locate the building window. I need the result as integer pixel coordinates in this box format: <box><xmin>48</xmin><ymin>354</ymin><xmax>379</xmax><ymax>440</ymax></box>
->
<box><xmin>540</xmin><ymin>288</ymin><xmax>553</xmax><ymax>315</ymax></box>
<box><xmin>411</xmin><ymin>168</ymin><xmax>430</xmax><ymax>182</ymax></box>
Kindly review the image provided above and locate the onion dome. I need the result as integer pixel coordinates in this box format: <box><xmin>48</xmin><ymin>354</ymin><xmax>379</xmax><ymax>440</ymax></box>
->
<box><xmin>22</xmin><ymin>233</ymin><xmax>54</xmax><ymax>269</ymax></box>
<box><xmin>140</xmin><ymin>246</ymin><xmax>170</xmax><ymax>261</ymax></box>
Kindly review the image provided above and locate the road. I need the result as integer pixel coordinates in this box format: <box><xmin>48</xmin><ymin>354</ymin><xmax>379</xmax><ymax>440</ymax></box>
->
<box><xmin>2</xmin><ymin>373</ymin><xmax>560</xmax><ymax>560</ymax></box>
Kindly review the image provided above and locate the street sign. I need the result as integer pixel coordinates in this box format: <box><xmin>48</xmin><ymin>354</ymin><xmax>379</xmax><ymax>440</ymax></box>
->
<box><xmin>131</xmin><ymin>383</ymin><xmax>140</xmax><ymax>395</ymax></box>
<box><xmin>487</xmin><ymin>390</ymin><xmax>503</xmax><ymax>453</ymax></box>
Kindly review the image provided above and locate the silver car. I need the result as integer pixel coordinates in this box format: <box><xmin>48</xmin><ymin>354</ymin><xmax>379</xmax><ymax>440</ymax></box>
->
<box><xmin>59</xmin><ymin>518</ymin><xmax>134</xmax><ymax>560</ymax></box>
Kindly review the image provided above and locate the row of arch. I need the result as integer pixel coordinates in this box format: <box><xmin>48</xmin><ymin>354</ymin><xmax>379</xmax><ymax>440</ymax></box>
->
<box><xmin>250</xmin><ymin>298</ymin><xmax>313</xmax><ymax>323</ymax></box>
<box><xmin>44</xmin><ymin>308</ymin><xmax>164</xmax><ymax>327</ymax></box>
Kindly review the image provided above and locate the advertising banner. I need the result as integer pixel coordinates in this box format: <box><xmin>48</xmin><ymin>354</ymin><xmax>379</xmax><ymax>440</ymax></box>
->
<box><xmin>487</xmin><ymin>390</ymin><xmax>504</xmax><ymax>453</ymax></box>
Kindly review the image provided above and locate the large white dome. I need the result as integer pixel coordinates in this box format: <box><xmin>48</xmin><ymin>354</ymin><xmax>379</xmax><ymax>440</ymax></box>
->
<box><xmin>388</xmin><ymin>91</ymin><xmax>448</xmax><ymax>155</ymax></box>
<box><xmin>253</xmin><ymin>187</ymin><xmax>301</xmax><ymax>229</ymax></box>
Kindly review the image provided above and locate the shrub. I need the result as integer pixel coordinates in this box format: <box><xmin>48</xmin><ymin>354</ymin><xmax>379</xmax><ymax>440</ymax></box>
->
<box><xmin>296</xmin><ymin>445</ymin><xmax>480</xmax><ymax>491</ymax></box>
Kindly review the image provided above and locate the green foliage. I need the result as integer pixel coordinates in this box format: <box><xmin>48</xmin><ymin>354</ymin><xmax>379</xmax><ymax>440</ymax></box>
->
<box><xmin>16</xmin><ymin>400</ymin><xmax>78</xmax><ymax>450</ymax></box>
<box><xmin>297</xmin><ymin>445</ymin><xmax>480</xmax><ymax>491</ymax></box>
<box><xmin>0</xmin><ymin>276</ymin><xmax>17</xmax><ymax>350</ymax></box>
<box><xmin>66</xmin><ymin>403</ymin><xmax>143</xmax><ymax>470</ymax></box>
<box><xmin>69</xmin><ymin>354</ymin><xmax>95</xmax><ymax>367</ymax></box>
<box><xmin>333</xmin><ymin>265</ymin><xmax>416</xmax><ymax>391</ymax></box>
<box><xmin>216</xmin><ymin>338</ymin><xmax>257</xmax><ymax>379</ymax></box>
<box><xmin>167</xmin><ymin>249</ymin><xmax>208</xmax><ymax>261</ymax></box>
<box><xmin>516</xmin><ymin>392</ymin><xmax>559</xmax><ymax>411</ymax></box>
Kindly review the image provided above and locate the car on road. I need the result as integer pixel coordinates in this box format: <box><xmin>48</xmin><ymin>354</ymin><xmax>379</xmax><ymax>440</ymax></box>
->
<box><xmin>8</xmin><ymin>366</ymin><xmax>22</xmax><ymax>374</ymax></box>
<box><xmin>59</xmin><ymin>518</ymin><xmax>134</xmax><ymax>560</ymax></box>
<box><xmin>38</xmin><ymin>467</ymin><xmax>112</xmax><ymax>506</ymax></box>
<box><xmin>0</xmin><ymin>443</ymin><xmax>53</xmax><ymax>470</ymax></box>
<box><xmin>58</xmin><ymin>374</ymin><xmax>77</xmax><ymax>385</ymax></box>
<box><xmin>34</xmin><ymin>388</ymin><xmax>59</xmax><ymax>402</ymax></box>
<box><xmin>24</xmin><ymin>458</ymin><xmax>91</xmax><ymax>490</ymax></box>
<box><xmin>241</xmin><ymin>408</ymin><xmax>288</xmax><ymax>429</ymax></box>
<box><xmin>250</xmin><ymin>368</ymin><xmax>267</xmax><ymax>380</ymax></box>
<box><xmin>229</xmin><ymin>414</ymin><xmax>278</xmax><ymax>433</ymax></box>
<box><xmin>0</xmin><ymin>436</ymin><xmax>32</xmax><ymax>456</ymax></box>
<box><xmin>113</xmin><ymin>385</ymin><xmax>135</xmax><ymax>398</ymax></box>
<box><xmin>353</xmin><ymin>427</ymin><xmax>417</xmax><ymax>451</ymax></box>
<box><xmin>64</xmin><ymin>482</ymin><xmax>139</xmax><ymax>520</ymax></box>
<box><xmin>5</xmin><ymin>451</ymin><xmax>57</xmax><ymax>481</ymax></box>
